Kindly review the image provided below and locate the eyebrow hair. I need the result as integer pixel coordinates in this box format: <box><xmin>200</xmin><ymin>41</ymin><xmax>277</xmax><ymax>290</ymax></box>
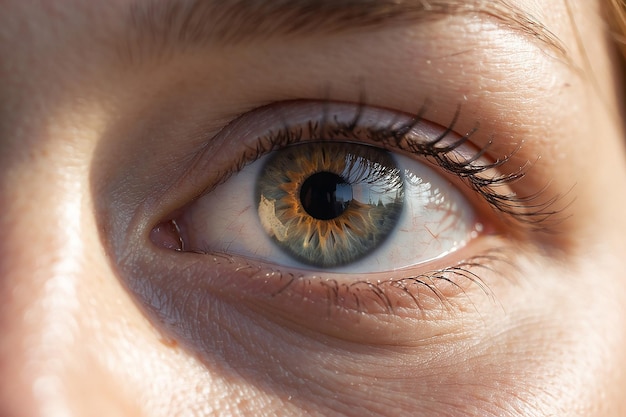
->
<box><xmin>124</xmin><ymin>0</ymin><xmax>568</xmax><ymax>64</ymax></box>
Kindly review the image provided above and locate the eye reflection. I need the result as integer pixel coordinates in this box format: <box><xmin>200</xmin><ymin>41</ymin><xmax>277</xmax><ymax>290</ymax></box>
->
<box><xmin>256</xmin><ymin>143</ymin><xmax>404</xmax><ymax>268</ymax></box>
<box><xmin>300</xmin><ymin>171</ymin><xmax>351</xmax><ymax>220</ymax></box>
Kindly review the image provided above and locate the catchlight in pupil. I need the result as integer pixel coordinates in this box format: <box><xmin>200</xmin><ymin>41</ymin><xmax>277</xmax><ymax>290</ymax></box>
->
<box><xmin>299</xmin><ymin>172</ymin><xmax>352</xmax><ymax>220</ymax></box>
<box><xmin>256</xmin><ymin>142</ymin><xmax>404</xmax><ymax>268</ymax></box>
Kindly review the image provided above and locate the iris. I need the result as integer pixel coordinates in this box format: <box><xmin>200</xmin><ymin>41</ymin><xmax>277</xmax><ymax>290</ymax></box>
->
<box><xmin>256</xmin><ymin>142</ymin><xmax>404</xmax><ymax>267</ymax></box>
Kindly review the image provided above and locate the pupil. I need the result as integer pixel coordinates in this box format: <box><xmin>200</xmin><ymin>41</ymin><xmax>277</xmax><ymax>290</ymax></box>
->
<box><xmin>300</xmin><ymin>172</ymin><xmax>352</xmax><ymax>220</ymax></box>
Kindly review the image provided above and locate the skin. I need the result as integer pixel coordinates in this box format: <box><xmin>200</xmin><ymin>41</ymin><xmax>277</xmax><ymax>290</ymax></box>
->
<box><xmin>1</xmin><ymin>0</ymin><xmax>626</xmax><ymax>416</ymax></box>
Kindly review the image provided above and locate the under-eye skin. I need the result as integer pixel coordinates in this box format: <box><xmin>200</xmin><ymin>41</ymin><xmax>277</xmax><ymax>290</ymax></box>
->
<box><xmin>149</xmin><ymin>100</ymin><xmax>562</xmax><ymax>316</ymax></box>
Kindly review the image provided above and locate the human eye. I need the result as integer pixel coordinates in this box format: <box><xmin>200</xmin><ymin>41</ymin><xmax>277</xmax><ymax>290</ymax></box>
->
<box><xmin>96</xmin><ymin>5</ymin><xmax>577</xmax><ymax>353</ymax></box>
<box><xmin>170</xmin><ymin>102</ymin><xmax>481</xmax><ymax>274</ymax></box>
<box><xmin>144</xmin><ymin>99</ymin><xmax>560</xmax><ymax>343</ymax></box>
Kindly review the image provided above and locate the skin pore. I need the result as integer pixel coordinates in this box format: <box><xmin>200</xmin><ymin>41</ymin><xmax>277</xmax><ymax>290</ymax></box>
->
<box><xmin>1</xmin><ymin>0</ymin><xmax>626</xmax><ymax>416</ymax></box>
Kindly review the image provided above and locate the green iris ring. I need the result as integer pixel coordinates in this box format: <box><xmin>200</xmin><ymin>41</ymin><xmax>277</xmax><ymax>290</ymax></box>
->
<box><xmin>256</xmin><ymin>142</ymin><xmax>405</xmax><ymax>268</ymax></box>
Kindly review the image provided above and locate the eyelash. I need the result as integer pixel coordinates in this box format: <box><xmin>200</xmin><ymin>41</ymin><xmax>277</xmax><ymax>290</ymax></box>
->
<box><xmin>204</xmin><ymin>247</ymin><xmax>510</xmax><ymax>316</ymax></box>
<box><xmin>174</xmin><ymin>99</ymin><xmax>560</xmax><ymax>314</ymax></box>
<box><xmin>211</xmin><ymin>100</ymin><xmax>563</xmax><ymax>229</ymax></box>
<box><xmin>274</xmin><ymin>251</ymin><xmax>504</xmax><ymax>311</ymax></box>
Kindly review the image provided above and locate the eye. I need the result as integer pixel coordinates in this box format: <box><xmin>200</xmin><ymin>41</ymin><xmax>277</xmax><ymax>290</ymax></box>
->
<box><xmin>149</xmin><ymin>101</ymin><xmax>512</xmax><ymax>277</ymax></box>
<box><xmin>142</xmin><ymin>100</ymin><xmax>550</xmax><ymax>341</ymax></box>
<box><xmin>176</xmin><ymin>141</ymin><xmax>478</xmax><ymax>273</ymax></box>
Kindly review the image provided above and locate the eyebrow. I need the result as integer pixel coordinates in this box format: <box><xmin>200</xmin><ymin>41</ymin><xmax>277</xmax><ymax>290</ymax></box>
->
<box><xmin>124</xmin><ymin>0</ymin><xmax>567</xmax><ymax>63</ymax></box>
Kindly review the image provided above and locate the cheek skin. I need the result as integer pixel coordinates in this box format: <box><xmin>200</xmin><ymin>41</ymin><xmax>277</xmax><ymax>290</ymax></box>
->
<box><xmin>119</xmin><ymin>236</ymin><xmax>626</xmax><ymax>416</ymax></box>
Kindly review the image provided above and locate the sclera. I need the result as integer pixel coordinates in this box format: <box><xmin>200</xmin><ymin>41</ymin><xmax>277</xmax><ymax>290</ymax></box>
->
<box><xmin>178</xmin><ymin>143</ymin><xmax>477</xmax><ymax>274</ymax></box>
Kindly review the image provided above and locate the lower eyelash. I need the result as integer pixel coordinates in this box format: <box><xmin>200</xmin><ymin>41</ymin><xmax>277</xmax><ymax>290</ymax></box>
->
<box><xmin>204</xmin><ymin>248</ymin><xmax>510</xmax><ymax>317</ymax></box>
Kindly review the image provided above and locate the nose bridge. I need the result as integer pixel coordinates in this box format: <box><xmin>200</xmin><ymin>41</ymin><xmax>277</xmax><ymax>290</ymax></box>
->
<box><xmin>0</xmin><ymin>144</ymin><xmax>153</xmax><ymax>417</ymax></box>
<box><xmin>0</xmin><ymin>155</ymin><xmax>91</xmax><ymax>416</ymax></box>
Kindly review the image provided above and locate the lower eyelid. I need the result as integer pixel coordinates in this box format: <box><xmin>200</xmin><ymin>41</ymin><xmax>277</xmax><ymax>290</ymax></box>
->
<box><xmin>129</xmin><ymin>239</ymin><xmax>510</xmax><ymax>346</ymax></box>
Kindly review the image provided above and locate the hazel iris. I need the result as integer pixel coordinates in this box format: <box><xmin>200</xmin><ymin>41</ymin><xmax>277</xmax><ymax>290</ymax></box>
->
<box><xmin>256</xmin><ymin>142</ymin><xmax>405</xmax><ymax>268</ymax></box>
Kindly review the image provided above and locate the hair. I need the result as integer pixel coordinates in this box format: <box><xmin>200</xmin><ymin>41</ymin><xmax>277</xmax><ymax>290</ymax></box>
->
<box><xmin>606</xmin><ymin>0</ymin><xmax>626</xmax><ymax>59</ymax></box>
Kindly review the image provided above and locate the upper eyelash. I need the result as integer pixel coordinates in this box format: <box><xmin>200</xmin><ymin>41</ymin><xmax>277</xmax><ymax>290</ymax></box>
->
<box><xmin>366</xmin><ymin>106</ymin><xmax>567</xmax><ymax>228</ymax></box>
<box><xmin>223</xmin><ymin>100</ymin><xmax>566</xmax><ymax>230</ymax></box>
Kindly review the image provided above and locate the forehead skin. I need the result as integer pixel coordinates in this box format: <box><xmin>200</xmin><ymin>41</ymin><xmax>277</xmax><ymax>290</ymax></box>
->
<box><xmin>1</xmin><ymin>1</ymin><xmax>626</xmax><ymax>417</ymax></box>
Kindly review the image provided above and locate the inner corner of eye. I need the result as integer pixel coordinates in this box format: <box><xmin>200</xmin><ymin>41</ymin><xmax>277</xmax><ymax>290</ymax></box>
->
<box><xmin>149</xmin><ymin>218</ymin><xmax>185</xmax><ymax>252</ymax></box>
